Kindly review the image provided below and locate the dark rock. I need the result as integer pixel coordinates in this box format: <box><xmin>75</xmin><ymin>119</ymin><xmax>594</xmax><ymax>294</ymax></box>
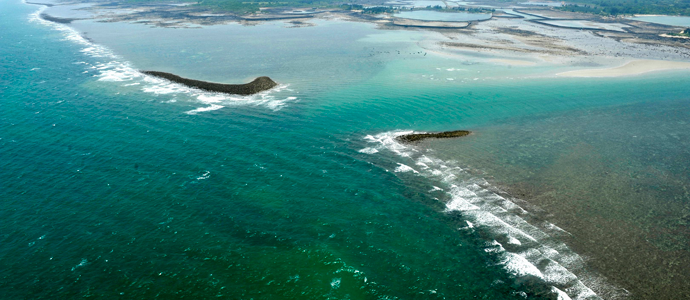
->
<box><xmin>397</xmin><ymin>130</ymin><xmax>471</xmax><ymax>143</ymax></box>
<box><xmin>40</xmin><ymin>13</ymin><xmax>77</xmax><ymax>24</ymax></box>
<box><xmin>26</xmin><ymin>2</ymin><xmax>54</xmax><ymax>7</ymax></box>
<box><xmin>141</xmin><ymin>71</ymin><xmax>278</xmax><ymax>96</ymax></box>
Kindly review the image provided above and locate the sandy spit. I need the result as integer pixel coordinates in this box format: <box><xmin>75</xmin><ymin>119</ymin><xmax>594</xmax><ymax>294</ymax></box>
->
<box><xmin>556</xmin><ymin>59</ymin><xmax>690</xmax><ymax>77</ymax></box>
<box><xmin>489</xmin><ymin>58</ymin><xmax>537</xmax><ymax>66</ymax></box>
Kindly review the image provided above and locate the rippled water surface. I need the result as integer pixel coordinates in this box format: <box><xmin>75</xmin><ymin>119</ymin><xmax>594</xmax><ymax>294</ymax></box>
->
<box><xmin>3</xmin><ymin>0</ymin><xmax>690</xmax><ymax>299</ymax></box>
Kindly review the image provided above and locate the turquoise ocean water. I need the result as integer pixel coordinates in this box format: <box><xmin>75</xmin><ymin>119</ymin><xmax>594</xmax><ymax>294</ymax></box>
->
<box><xmin>3</xmin><ymin>1</ymin><xmax>690</xmax><ymax>299</ymax></box>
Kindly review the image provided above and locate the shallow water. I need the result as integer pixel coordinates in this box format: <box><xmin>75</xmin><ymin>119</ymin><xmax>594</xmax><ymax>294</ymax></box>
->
<box><xmin>3</xmin><ymin>0</ymin><xmax>690</xmax><ymax>299</ymax></box>
<box><xmin>539</xmin><ymin>20</ymin><xmax>630</xmax><ymax>32</ymax></box>
<box><xmin>518</xmin><ymin>2</ymin><xmax>562</xmax><ymax>7</ymax></box>
<box><xmin>394</xmin><ymin>10</ymin><xmax>491</xmax><ymax>22</ymax></box>
<box><xmin>627</xmin><ymin>15</ymin><xmax>690</xmax><ymax>27</ymax></box>
<box><xmin>399</xmin><ymin>0</ymin><xmax>447</xmax><ymax>8</ymax></box>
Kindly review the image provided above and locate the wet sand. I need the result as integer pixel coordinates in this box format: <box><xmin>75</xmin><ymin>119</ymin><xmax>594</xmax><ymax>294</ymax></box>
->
<box><xmin>489</xmin><ymin>58</ymin><xmax>537</xmax><ymax>66</ymax></box>
<box><xmin>557</xmin><ymin>60</ymin><xmax>690</xmax><ymax>77</ymax></box>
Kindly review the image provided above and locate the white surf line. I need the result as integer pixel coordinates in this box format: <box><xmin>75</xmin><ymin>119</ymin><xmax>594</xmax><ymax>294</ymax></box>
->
<box><xmin>362</xmin><ymin>130</ymin><xmax>602</xmax><ymax>300</ymax></box>
<box><xmin>25</xmin><ymin>2</ymin><xmax>295</xmax><ymax>113</ymax></box>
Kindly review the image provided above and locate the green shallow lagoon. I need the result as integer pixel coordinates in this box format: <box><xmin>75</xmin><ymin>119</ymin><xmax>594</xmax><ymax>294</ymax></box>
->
<box><xmin>2</xmin><ymin>0</ymin><xmax>690</xmax><ymax>299</ymax></box>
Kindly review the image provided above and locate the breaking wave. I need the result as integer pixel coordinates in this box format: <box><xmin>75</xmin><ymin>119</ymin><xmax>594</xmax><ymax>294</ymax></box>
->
<box><xmin>27</xmin><ymin>3</ymin><xmax>296</xmax><ymax>114</ymax></box>
<box><xmin>362</xmin><ymin>130</ymin><xmax>603</xmax><ymax>300</ymax></box>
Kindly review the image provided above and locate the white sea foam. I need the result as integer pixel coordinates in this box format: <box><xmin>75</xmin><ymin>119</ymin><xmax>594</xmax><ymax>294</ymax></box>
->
<box><xmin>358</xmin><ymin>147</ymin><xmax>379</xmax><ymax>154</ymax></box>
<box><xmin>186</xmin><ymin>105</ymin><xmax>225</xmax><ymax>115</ymax></box>
<box><xmin>552</xmin><ymin>287</ymin><xmax>573</xmax><ymax>300</ymax></box>
<box><xmin>27</xmin><ymin>3</ymin><xmax>296</xmax><ymax>113</ymax></box>
<box><xmin>361</xmin><ymin>130</ymin><xmax>601</xmax><ymax>300</ymax></box>
<box><xmin>196</xmin><ymin>171</ymin><xmax>211</xmax><ymax>180</ymax></box>
<box><xmin>502</xmin><ymin>252</ymin><xmax>543</xmax><ymax>279</ymax></box>
<box><xmin>71</xmin><ymin>258</ymin><xmax>88</xmax><ymax>271</ymax></box>
<box><xmin>429</xmin><ymin>186</ymin><xmax>443</xmax><ymax>192</ymax></box>
<box><xmin>394</xmin><ymin>163</ymin><xmax>419</xmax><ymax>173</ymax></box>
<box><xmin>330</xmin><ymin>278</ymin><xmax>341</xmax><ymax>289</ymax></box>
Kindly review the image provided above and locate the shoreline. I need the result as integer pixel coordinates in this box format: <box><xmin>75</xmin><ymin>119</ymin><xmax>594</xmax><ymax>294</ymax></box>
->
<box><xmin>27</xmin><ymin>1</ymin><xmax>690</xmax><ymax>299</ymax></box>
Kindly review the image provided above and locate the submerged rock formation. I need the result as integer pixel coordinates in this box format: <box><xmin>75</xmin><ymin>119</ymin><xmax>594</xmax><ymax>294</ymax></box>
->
<box><xmin>141</xmin><ymin>71</ymin><xmax>278</xmax><ymax>96</ymax></box>
<box><xmin>397</xmin><ymin>130</ymin><xmax>471</xmax><ymax>143</ymax></box>
<box><xmin>40</xmin><ymin>13</ymin><xmax>77</xmax><ymax>24</ymax></box>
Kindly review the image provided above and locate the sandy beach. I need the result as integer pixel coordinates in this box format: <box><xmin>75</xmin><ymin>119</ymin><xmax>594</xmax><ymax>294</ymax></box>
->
<box><xmin>557</xmin><ymin>60</ymin><xmax>690</xmax><ymax>77</ymax></box>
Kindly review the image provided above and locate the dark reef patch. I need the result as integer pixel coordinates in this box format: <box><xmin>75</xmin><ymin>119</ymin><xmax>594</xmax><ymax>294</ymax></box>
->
<box><xmin>397</xmin><ymin>130</ymin><xmax>471</xmax><ymax>143</ymax></box>
<box><xmin>141</xmin><ymin>71</ymin><xmax>278</xmax><ymax>95</ymax></box>
<box><xmin>40</xmin><ymin>13</ymin><xmax>78</xmax><ymax>24</ymax></box>
<box><xmin>27</xmin><ymin>2</ymin><xmax>54</xmax><ymax>7</ymax></box>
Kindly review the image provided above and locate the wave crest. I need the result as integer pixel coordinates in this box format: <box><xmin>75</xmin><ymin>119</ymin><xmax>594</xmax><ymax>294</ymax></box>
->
<box><xmin>27</xmin><ymin>2</ymin><xmax>296</xmax><ymax>114</ymax></box>
<box><xmin>362</xmin><ymin>130</ymin><xmax>603</xmax><ymax>300</ymax></box>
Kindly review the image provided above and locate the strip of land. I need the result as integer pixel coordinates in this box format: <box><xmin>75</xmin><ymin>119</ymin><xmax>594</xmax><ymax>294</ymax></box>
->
<box><xmin>397</xmin><ymin>130</ymin><xmax>471</xmax><ymax>143</ymax></box>
<box><xmin>142</xmin><ymin>71</ymin><xmax>278</xmax><ymax>95</ymax></box>
<box><xmin>557</xmin><ymin>60</ymin><xmax>690</xmax><ymax>77</ymax></box>
<box><xmin>489</xmin><ymin>58</ymin><xmax>536</xmax><ymax>66</ymax></box>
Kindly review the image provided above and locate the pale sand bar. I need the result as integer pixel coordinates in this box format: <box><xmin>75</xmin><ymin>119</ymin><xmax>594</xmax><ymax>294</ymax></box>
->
<box><xmin>391</xmin><ymin>19</ymin><xmax>469</xmax><ymax>28</ymax></box>
<box><xmin>489</xmin><ymin>59</ymin><xmax>536</xmax><ymax>66</ymax></box>
<box><xmin>558</xmin><ymin>60</ymin><xmax>690</xmax><ymax>77</ymax></box>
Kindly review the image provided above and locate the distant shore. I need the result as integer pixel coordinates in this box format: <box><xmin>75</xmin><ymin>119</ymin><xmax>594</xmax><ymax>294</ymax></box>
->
<box><xmin>29</xmin><ymin>1</ymin><xmax>690</xmax><ymax>299</ymax></box>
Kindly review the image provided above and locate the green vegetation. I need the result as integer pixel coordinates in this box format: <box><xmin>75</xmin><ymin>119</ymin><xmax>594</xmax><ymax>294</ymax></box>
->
<box><xmin>340</xmin><ymin>4</ymin><xmax>397</xmax><ymax>14</ymax></box>
<box><xmin>558</xmin><ymin>0</ymin><xmax>690</xmax><ymax>16</ymax></box>
<box><xmin>396</xmin><ymin>130</ymin><xmax>471</xmax><ymax>143</ymax></box>
<box><xmin>141</xmin><ymin>71</ymin><xmax>278</xmax><ymax>95</ymax></box>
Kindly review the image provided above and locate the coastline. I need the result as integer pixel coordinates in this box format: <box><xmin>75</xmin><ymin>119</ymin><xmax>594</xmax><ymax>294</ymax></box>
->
<box><xmin>23</xmin><ymin>0</ymin><xmax>690</xmax><ymax>299</ymax></box>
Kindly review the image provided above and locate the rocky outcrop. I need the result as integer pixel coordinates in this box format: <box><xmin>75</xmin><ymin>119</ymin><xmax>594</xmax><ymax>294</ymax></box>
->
<box><xmin>397</xmin><ymin>130</ymin><xmax>471</xmax><ymax>143</ymax></box>
<box><xmin>141</xmin><ymin>71</ymin><xmax>278</xmax><ymax>95</ymax></box>
<box><xmin>40</xmin><ymin>13</ymin><xmax>77</xmax><ymax>24</ymax></box>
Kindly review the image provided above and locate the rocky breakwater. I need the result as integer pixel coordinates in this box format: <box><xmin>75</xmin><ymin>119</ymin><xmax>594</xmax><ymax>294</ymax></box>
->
<box><xmin>141</xmin><ymin>71</ymin><xmax>278</xmax><ymax>96</ymax></box>
<box><xmin>397</xmin><ymin>130</ymin><xmax>471</xmax><ymax>143</ymax></box>
<box><xmin>40</xmin><ymin>13</ymin><xmax>80</xmax><ymax>24</ymax></box>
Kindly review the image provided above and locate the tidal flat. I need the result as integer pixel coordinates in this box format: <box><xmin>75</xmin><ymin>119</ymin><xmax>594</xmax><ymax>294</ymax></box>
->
<box><xmin>7</xmin><ymin>0</ymin><xmax>690</xmax><ymax>299</ymax></box>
